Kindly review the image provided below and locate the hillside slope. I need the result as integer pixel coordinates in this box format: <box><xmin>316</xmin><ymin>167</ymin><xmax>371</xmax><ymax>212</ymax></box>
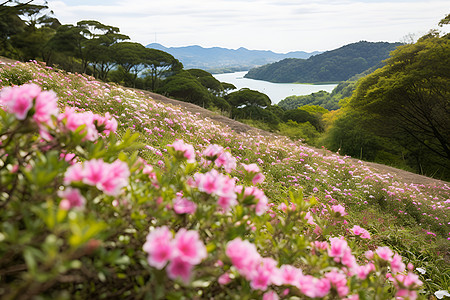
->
<box><xmin>245</xmin><ymin>41</ymin><xmax>403</xmax><ymax>83</ymax></box>
<box><xmin>1</xmin><ymin>58</ymin><xmax>449</xmax><ymax>299</ymax></box>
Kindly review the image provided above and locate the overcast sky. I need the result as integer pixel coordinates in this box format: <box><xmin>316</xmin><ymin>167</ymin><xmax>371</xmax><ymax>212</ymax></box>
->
<box><xmin>46</xmin><ymin>0</ymin><xmax>448</xmax><ymax>53</ymax></box>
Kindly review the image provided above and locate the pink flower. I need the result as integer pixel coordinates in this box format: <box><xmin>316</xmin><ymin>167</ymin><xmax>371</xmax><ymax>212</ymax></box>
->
<box><xmin>354</xmin><ymin>263</ymin><xmax>375</xmax><ymax>280</ymax></box>
<box><xmin>376</xmin><ymin>246</ymin><xmax>394</xmax><ymax>261</ymax></box>
<box><xmin>242</xmin><ymin>163</ymin><xmax>265</xmax><ymax>184</ymax></box>
<box><xmin>263</xmin><ymin>291</ymin><xmax>279</xmax><ymax>300</ymax></box>
<box><xmin>218</xmin><ymin>272</ymin><xmax>232</xmax><ymax>285</ymax></box>
<box><xmin>172</xmin><ymin>229</ymin><xmax>207</xmax><ymax>265</ymax></box>
<box><xmin>331</xmin><ymin>204</ymin><xmax>347</xmax><ymax>216</ymax></box>
<box><xmin>203</xmin><ymin>144</ymin><xmax>223</xmax><ymax>158</ymax></box>
<box><xmin>93</xmin><ymin>112</ymin><xmax>118</xmax><ymax>135</ymax></box>
<box><xmin>64</xmin><ymin>159</ymin><xmax>129</xmax><ymax>196</ymax></box>
<box><xmin>238</xmin><ymin>186</ymin><xmax>269</xmax><ymax>215</ymax></box>
<box><xmin>325</xmin><ymin>270</ymin><xmax>349</xmax><ymax>297</ymax></box>
<box><xmin>143</xmin><ymin>226</ymin><xmax>174</xmax><ymax>269</ymax></box>
<box><xmin>328</xmin><ymin>237</ymin><xmax>350</xmax><ymax>261</ymax></box>
<box><xmin>226</xmin><ymin>238</ymin><xmax>261</xmax><ymax>280</ymax></box>
<box><xmin>193</xmin><ymin>170</ymin><xmax>237</xmax><ymax>210</ymax></box>
<box><xmin>350</xmin><ymin>225</ymin><xmax>371</xmax><ymax>239</ymax></box>
<box><xmin>251</xmin><ymin>258</ymin><xmax>282</xmax><ymax>290</ymax></box>
<box><xmin>216</xmin><ymin>151</ymin><xmax>236</xmax><ymax>172</ymax></box>
<box><xmin>173</xmin><ymin>196</ymin><xmax>197</xmax><ymax>214</ymax></box>
<box><xmin>391</xmin><ymin>253</ymin><xmax>406</xmax><ymax>273</ymax></box>
<box><xmin>59</xmin><ymin>107</ymin><xmax>98</xmax><ymax>141</ymax></box>
<box><xmin>64</xmin><ymin>163</ymin><xmax>84</xmax><ymax>184</ymax></box>
<box><xmin>0</xmin><ymin>84</ymin><xmax>40</xmax><ymax>120</ymax></box>
<box><xmin>299</xmin><ymin>275</ymin><xmax>330</xmax><ymax>298</ymax></box>
<box><xmin>280</xmin><ymin>265</ymin><xmax>302</xmax><ymax>287</ymax></box>
<box><xmin>167</xmin><ymin>257</ymin><xmax>193</xmax><ymax>283</ymax></box>
<box><xmin>57</xmin><ymin>188</ymin><xmax>85</xmax><ymax>210</ymax></box>
<box><xmin>34</xmin><ymin>89</ymin><xmax>58</xmax><ymax>126</ymax></box>
<box><xmin>168</xmin><ymin>139</ymin><xmax>195</xmax><ymax>163</ymax></box>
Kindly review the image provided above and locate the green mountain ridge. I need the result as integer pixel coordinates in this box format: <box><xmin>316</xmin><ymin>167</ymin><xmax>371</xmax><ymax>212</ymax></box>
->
<box><xmin>245</xmin><ymin>41</ymin><xmax>403</xmax><ymax>83</ymax></box>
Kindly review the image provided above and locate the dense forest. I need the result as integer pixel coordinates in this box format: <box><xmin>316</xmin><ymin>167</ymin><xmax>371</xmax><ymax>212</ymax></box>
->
<box><xmin>245</xmin><ymin>41</ymin><xmax>402</xmax><ymax>83</ymax></box>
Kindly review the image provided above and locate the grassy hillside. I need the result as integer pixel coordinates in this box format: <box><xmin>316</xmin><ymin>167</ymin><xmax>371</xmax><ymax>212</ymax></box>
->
<box><xmin>245</xmin><ymin>41</ymin><xmax>402</xmax><ymax>83</ymax></box>
<box><xmin>0</xmin><ymin>60</ymin><xmax>448</xmax><ymax>299</ymax></box>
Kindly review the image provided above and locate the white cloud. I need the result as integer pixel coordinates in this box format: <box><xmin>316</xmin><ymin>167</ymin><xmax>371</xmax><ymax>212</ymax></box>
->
<box><xmin>47</xmin><ymin>0</ymin><xmax>449</xmax><ymax>52</ymax></box>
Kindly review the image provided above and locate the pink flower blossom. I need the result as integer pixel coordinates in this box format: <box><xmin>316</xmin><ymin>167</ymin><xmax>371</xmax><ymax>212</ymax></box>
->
<box><xmin>34</xmin><ymin>89</ymin><xmax>58</xmax><ymax>126</ymax></box>
<box><xmin>172</xmin><ymin>229</ymin><xmax>207</xmax><ymax>265</ymax></box>
<box><xmin>0</xmin><ymin>84</ymin><xmax>40</xmax><ymax>120</ymax></box>
<box><xmin>226</xmin><ymin>238</ymin><xmax>261</xmax><ymax>280</ymax></box>
<box><xmin>173</xmin><ymin>196</ymin><xmax>197</xmax><ymax>214</ymax></box>
<box><xmin>242</xmin><ymin>163</ymin><xmax>265</xmax><ymax>184</ymax></box>
<box><xmin>143</xmin><ymin>226</ymin><xmax>174</xmax><ymax>269</ymax></box>
<box><xmin>250</xmin><ymin>257</ymin><xmax>282</xmax><ymax>290</ymax></box>
<box><xmin>64</xmin><ymin>159</ymin><xmax>129</xmax><ymax>196</ymax></box>
<box><xmin>168</xmin><ymin>139</ymin><xmax>195</xmax><ymax>163</ymax></box>
<box><xmin>203</xmin><ymin>144</ymin><xmax>223</xmax><ymax>158</ymax></box>
<box><xmin>331</xmin><ymin>204</ymin><xmax>347</xmax><ymax>216</ymax></box>
<box><xmin>167</xmin><ymin>257</ymin><xmax>193</xmax><ymax>283</ymax></box>
<box><xmin>218</xmin><ymin>272</ymin><xmax>231</xmax><ymax>285</ymax></box>
<box><xmin>93</xmin><ymin>112</ymin><xmax>118</xmax><ymax>135</ymax></box>
<box><xmin>299</xmin><ymin>275</ymin><xmax>331</xmax><ymax>298</ymax></box>
<box><xmin>280</xmin><ymin>265</ymin><xmax>302</xmax><ymax>287</ymax></box>
<box><xmin>263</xmin><ymin>290</ymin><xmax>279</xmax><ymax>300</ymax></box>
<box><xmin>328</xmin><ymin>237</ymin><xmax>351</xmax><ymax>262</ymax></box>
<box><xmin>391</xmin><ymin>253</ymin><xmax>406</xmax><ymax>273</ymax></box>
<box><xmin>350</xmin><ymin>225</ymin><xmax>371</xmax><ymax>239</ymax></box>
<box><xmin>237</xmin><ymin>185</ymin><xmax>269</xmax><ymax>215</ymax></box>
<box><xmin>325</xmin><ymin>270</ymin><xmax>349</xmax><ymax>297</ymax></box>
<box><xmin>193</xmin><ymin>169</ymin><xmax>237</xmax><ymax>210</ymax></box>
<box><xmin>376</xmin><ymin>246</ymin><xmax>394</xmax><ymax>261</ymax></box>
<box><xmin>354</xmin><ymin>263</ymin><xmax>375</xmax><ymax>280</ymax></box>
<box><xmin>57</xmin><ymin>188</ymin><xmax>85</xmax><ymax>210</ymax></box>
<box><xmin>216</xmin><ymin>151</ymin><xmax>236</xmax><ymax>173</ymax></box>
<box><xmin>59</xmin><ymin>107</ymin><xmax>98</xmax><ymax>141</ymax></box>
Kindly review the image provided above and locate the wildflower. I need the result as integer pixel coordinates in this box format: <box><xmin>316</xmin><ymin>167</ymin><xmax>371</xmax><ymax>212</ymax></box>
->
<box><xmin>143</xmin><ymin>226</ymin><xmax>173</xmax><ymax>269</ymax></box>
<box><xmin>57</xmin><ymin>188</ymin><xmax>85</xmax><ymax>210</ymax></box>
<box><xmin>226</xmin><ymin>238</ymin><xmax>261</xmax><ymax>280</ymax></box>
<box><xmin>168</xmin><ymin>139</ymin><xmax>196</xmax><ymax>163</ymax></box>
<box><xmin>375</xmin><ymin>246</ymin><xmax>394</xmax><ymax>261</ymax></box>
<box><xmin>0</xmin><ymin>84</ymin><xmax>39</xmax><ymax>119</ymax></box>
<box><xmin>172</xmin><ymin>229</ymin><xmax>207</xmax><ymax>265</ymax></box>
<box><xmin>263</xmin><ymin>290</ymin><xmax>279</xmax><ymax>300</ymax></box>
<box><xmin>350</xmin><ymin>225</ymin><xmax>371</xmax><ymax>239</ymax></box>
<box><xmin>167</xmin><ymin>257</ymin><xmax>193</xmax><ymax>283</ymax></box>
<box><xmin>331</xmin><ymin>204</ymin><xmax>347</xmax><ymax>216</ymax></box>
<box><xmin>173</xmin><ymin>196</ymin><xmax>197</xmax><ymax>214</ymax></box>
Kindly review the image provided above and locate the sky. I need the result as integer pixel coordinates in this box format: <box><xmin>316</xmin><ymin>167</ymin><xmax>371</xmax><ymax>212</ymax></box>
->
<box><xmin>46</xmin><ymin>0</ymin><xmax>449</xmax><ymax>53</ymax></box>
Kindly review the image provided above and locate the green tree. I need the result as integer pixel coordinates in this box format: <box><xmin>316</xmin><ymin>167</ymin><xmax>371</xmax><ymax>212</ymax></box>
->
<box><xmin>142</xmin><ymin>48</ymin><xmax>182</xmax><ymax>91</ymax></box>
<box><xmin>346</xmin><ymin>29</ymin><xmax>450</xmax><ymax>178</ymax></box>
<box><xmin>111</xmin><ymin>42</ymin><xmax>146</xmax><ymax>87</ymax></box>
<box><xmin>226</xmin><ymin>88</ymin><xmax>271</xmax><ymax>108</ymax></box>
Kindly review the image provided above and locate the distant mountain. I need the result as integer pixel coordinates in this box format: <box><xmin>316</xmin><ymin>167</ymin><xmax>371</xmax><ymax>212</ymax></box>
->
<box><xmin>146</xmin><ymin>43</ymin><xmax>321</xmax><ymax>73</ymax></box>
<box><xmin>245</xmin><ymin>41</ymin><xmax>403</xmax><ymax>83</ymax></box>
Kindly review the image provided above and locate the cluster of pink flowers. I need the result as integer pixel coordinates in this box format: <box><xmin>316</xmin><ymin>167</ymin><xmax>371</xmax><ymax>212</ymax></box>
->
<box><xmin>64</xmin><ymin>159</ymin><xmax>130</xmax><ymax>196</ymax></box>
<box><xmin>235</xmin><ymin>185</ymin><xmax>269</xmax><ymax>215</ymax></box>
<box><xmin>192</xmin><ymin>169</ymin><xmax>237</xmax><ymax>211</ymax></box>
<box><xmin>0</xmin><ymin>83</ymin><xmax>58</xmax><ymax>128</ymax></box>
<box><xmin>57</xmin><ymin>187</ymin><xmax>86</xmax><ymax>210</ymax></box>
<box><xmin>168</xmin><ymin>139</ymin><xmax>195</xmax><ymax>163</ymax></box>
<box><xmin>202</xmin><ymin>144</ymin><xmax>236</xmax><ymax>173</ymax></box>
<box><xmin>58</xmin><ymin>107</ymin><xmax>117</xmax><ymax>141</ymax></box>
<box><xmin>350</xmin><ymin>225</ymin><xmax>371</xmax><ymax>239</ymax></box>
<box><xmin>173</xmin><ymin>194</ymin><xmax>197</xmax><ymax>214</ymax></box>
<box><xmin>242</xmin><ymin>163</ymin><xmax>265</xmax><ymax>185</ymax></box>
<box><xmin>226</xmin><ymin>237</ymin><xmax>415</xmax><ymax>299</ymax></box>
<box><xmin>225</xmin><ymin>238</ymin><xmax>350</xmax><ymax>298</ymax></box>
<box><xmin>143</xmin><ymin>226</ymin><xmax>207</xmax><ymax>283</ymax></box>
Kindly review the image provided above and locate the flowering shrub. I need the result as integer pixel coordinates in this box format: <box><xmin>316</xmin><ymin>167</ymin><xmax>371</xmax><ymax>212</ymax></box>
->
<box><xmin>0</xmin><ymin>83</ymin><xmax>432</xmax><ymax>299</ymax></box>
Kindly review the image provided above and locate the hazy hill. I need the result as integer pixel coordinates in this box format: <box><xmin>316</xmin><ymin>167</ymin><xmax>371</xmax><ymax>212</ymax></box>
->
<box><xmin>146</xmin><ymin>43</ymin><xmax>321</xmax><ymax>73</ymax></box>
<box><xmin>245</xmin><ymin>41</ymin><xmax>403</xmax><ymax>83</ymax></box>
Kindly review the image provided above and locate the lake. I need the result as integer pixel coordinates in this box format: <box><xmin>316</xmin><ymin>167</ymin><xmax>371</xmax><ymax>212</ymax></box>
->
<box><xmin>213</xmin><ymin>71</ymin><xmax>338</xmax><ymax>105</ymax></box>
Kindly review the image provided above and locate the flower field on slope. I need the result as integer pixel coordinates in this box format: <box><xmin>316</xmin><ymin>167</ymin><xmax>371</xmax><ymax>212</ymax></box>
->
<box><xmin>0</xmin><ymin>61</ymin><xmax>449</xmax><ymax>299</ymax></box>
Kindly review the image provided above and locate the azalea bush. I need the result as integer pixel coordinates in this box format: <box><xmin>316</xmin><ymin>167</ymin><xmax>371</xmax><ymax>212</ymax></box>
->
<box><xmin>0</xmin><ymin>83</ymin><xmax>429</xmax><ymax>299</ymax></box>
